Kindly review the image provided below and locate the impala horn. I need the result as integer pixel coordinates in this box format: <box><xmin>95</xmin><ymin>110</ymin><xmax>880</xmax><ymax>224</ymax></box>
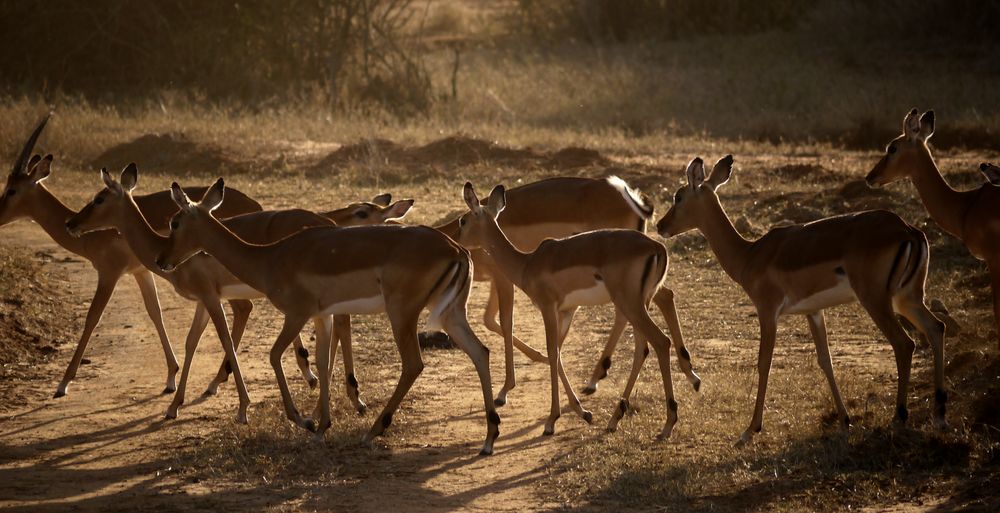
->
<box><xmin>12</xmin><ymin>113</ymin><xmax>51</xmax><ymax>176</ymax></box>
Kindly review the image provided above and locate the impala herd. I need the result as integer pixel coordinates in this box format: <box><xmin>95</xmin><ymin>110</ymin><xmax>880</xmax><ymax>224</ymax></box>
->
<box><xmin>1</xmin><ymin>108</ymin><xmax>997</xmax><ymax>455</ymax></box>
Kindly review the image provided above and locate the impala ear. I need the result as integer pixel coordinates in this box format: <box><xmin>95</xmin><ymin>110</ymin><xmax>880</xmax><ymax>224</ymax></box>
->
<box><xmin>25</xmin><ymin>154</ymin><xmax>42</xmax><ymax>173</ymax></box>
<box><xmin>980</xmin><ymin>162</ymin><xmax>1000</xmax><ymax>185</ymax></box>
<box><xmin>200</xmin><ymin>178</ymin><xmax>225</xmax><ymax>212</ymax></box>
<box><xmin>463</xmin><ymin>182</ymin><xmax>481</xmax><ymax>211</ymax></box>
<box><xmin>371</xmin><ymin>193</ymin><xmax>392</xmax><ymax>207</ymax></box>
<box><xmin>382</xmin><ymin>199</ymin><xmax>413</xmax><ymax>220</ymax></box>
<box><xmin>101</xmin><ymin>167</ymin><xmax>122</xmax><ymax>195</ymax></box>
<box><xmin>170</xmin><ymin>182</ymin><xmax>193</xmax><ymax>209</ymax></box>
<box><xmin>29</xmin><ymin>155</ymin><xmax>53</xmax><ymax>183</ymax></box>
<box><xmin>918</xmin><ymin>110</ymin><xmax>935</xmax><ymax>141</ymax></box>
<box><xmin>904</xmin><ymin>108</ymin><xmax>921</xmax><ymax>140</ymax></box>
<box><xmin>685</xmin><ymin>157</ymin><xmax>706</xmax><ymax>190</ymax></box>
<box><xmin>486</xmin><ymin>185</ymin><xmax>506</xmax><ymax>217</ymax></box>
<box><xmin>706</xmin><ymin>154</ymin><xmax>734</xmax><ymax>190</ymax></box>
<box><xmin>120</xmin><ymin>163</ymin><xmax>138</xmax><ymax>193</ymax></box>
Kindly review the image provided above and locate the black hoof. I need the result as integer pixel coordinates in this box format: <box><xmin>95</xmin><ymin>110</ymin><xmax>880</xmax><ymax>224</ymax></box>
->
<box><xmin>693</xmin><ymin>379</ymin><xmax>702</xmax><ymax>392</ymax></box>
<box><xmin>494</xmin><ymin>396</ymin><xmax>507</xmax><ymax>407</ymax></box>
<box><xmin>356</xmin><ymin>403</ymin><xmax>367</xmax><ymax>416</ymax></box>
<box><xmin>308</xmin><ymin>377</ymin><xmax>318</xmax><ymax>390</ymax></box>
<box><xmin>581</xmin><ymin>385</ymin><xmax>597</xmax><ymax>396</ymax></box>
<box><xmin>162</xmin><ymin>386</ymin><xmax>175</xmax><ymax>395</ymax></box>
<box><xmin>542</xmin><ymin>428</ymin><xmax>554</xmax><ymax>436</ymax></box>
<box><xmin>583</xmin><ymin>411</ymin><xmax>593</xmax><ymax>424</ymax></box>
<box><xmin>303</xmin><ymin>418</ymin><xmax>317</xmax><ymax>433</ymax></box>
<box><xmin>201</xmin><ymin>388</ymin><xmax>217</xmax><ymax>398</ymax></box>
<box><xmin>479</xmin><ymin>448</ymin><xmax>493</xmax><ymax>456</ymax></box>
<box><xmin>53</xmin><ymin>390</ymin><xmax>66</xmax><ymax>399</ymax></box>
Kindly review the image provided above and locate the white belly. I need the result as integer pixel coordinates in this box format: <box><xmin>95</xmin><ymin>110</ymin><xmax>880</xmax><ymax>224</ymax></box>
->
<box><xmin>317</xmin><ymin>295</ymin><xmax>386</xmax><ymax>316</ymax></box>
<box><xmin>561</xmin><ymin>282</ymin><xmax>611</xmax><ymax>308</ymax></box>
<box><xmin>220</xmin><ymin>284</ymin><xmax>264</xmax><ymax>300</ymax></box>
<box><xmin>782</xmin><ymin>278</ymin><xmax>856</xmax><ymax>315</ymax></box>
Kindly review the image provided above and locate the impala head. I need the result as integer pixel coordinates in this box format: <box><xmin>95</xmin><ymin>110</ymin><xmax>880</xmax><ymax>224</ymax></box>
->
<box><xmin>326</xmin><ymin>192</ymin><xmax>414</xmax><ymax>226</ymax></box>
<box><xmin>656</xmin><ymin>155</ymin><xmax>734</xmax><ymax>238</ymax></box>
<box><xmin>980</xmin><ymin>162</ymin><xmax>1000</xmax><ymax>186</ymax></box>
<box><xmin>866</xmin><ymin>108</ymin><xmax>935</xmax><ymax>187</ymax></box>
<box><xmin>1</xmin><ymin>115</ymin><xmax>52</xmax><ymax>226</ymax></box>
<box><xmin>65</xmin><ymin>164</ymin><xmax>140</xmax><ymax>237</ymax></box>
<box><xmin>455</xmin><ymin>182</ymin><xmax>506</xmax><ymax>249</ymax></box>
<box><xmin>157</xmin><ymin>178</ymin><xmax>225</xmax><ymax>272</ymax></box>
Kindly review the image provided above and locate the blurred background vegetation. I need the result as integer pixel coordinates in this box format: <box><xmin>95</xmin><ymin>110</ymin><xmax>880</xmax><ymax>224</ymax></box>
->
<box><xmin>1</xmin><ymin>0</ymin><xmax>998</xmax><ymax>153</ymax></box>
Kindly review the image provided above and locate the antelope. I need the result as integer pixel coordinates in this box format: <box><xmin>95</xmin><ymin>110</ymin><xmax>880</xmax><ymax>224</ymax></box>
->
<box><xmin>156</xmin><ymin>179</ymin><xmax>501</xmax><ymax>455</ymax></box>
<box><xmin>437</xmin><ymin>176</ymin><xmax>677</xmax><ymax>406</ymax></box>
<box><xmin>455</xmin><ymin>183</ymin><xmax>701</xmax><ymax>438</ymax></box>
<box><xmin>867</xmin><ymin>109</ymin><xmax>1000</xmax><ymax>348</ymax></box>
<box><xmin>0</xmin><ymin>116</ymin><xmax>262</xmax><ymax>398</ymax></box>
<box><xmin>979</xmin><ymin>163</ymin><xmax>1000</xmax><ymax>186</ymax></box>
<box><xmin>658</xmin><ymin>156</ymin><xmax>947</xmax><ymax>446</ymax></box>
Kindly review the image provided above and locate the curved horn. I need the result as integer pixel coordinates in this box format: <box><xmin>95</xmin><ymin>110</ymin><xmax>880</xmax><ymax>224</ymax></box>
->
<box><xmin>13</xmin><ymin>113</ymin><xmax>51</xmax><ymax>176</ymax></box>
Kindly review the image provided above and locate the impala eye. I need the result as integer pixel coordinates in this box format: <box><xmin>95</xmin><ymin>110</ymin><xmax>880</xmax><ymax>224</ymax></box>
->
<box><xmin>5</xmin><ymin>189</ymin><xmax>15</xmax><ymax>197</ymax></box>
<box><xmin>459</xmin><ymin>217</ymin><xmax>466</xmax><ymax>227</ymax></box>
<box><xmin>170</xmin><ymin>219</ymin><xmax>179</xmax><ymax>230</ymax></box>
<box><xmin>94</xmin><ymin>196</ymin><xmax>104</xmax><ymax>205</ymax></box>
<box><xmin>887</xmin><ymin>145</ymin><xmax>897</xmax><ymax>154</ymax></box>
<box><xmin>355</xmin><ymin>210</ymin><xmax>369</xmax><ymax>219</ymax></box>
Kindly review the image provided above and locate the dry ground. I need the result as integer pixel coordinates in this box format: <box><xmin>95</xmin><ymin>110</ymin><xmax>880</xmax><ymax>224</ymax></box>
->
<box><xmin>1</xmin><ymin>134</ymin><xmax>999</xmax><ymax>512</ymax></box>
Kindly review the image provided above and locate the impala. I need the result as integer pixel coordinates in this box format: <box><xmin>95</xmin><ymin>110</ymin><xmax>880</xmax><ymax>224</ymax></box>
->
<box><xmin>438</xmin><ymin>176</ymin><xmax>681</xmax><ymax>406</ymax></box>
<box><xmin>456</xmin><ymin>183</ymin><xmax>700</xmax><ymax>438</ymax></box>
<box><xmin>157</xmin><ymin>179</ymin><xmax>500</xmax><ymax>455</ymax></box>
<box><xmin>658</xmin><ymin>156</ymin><xmax>947</xmax><ymax>445</ymax></box>
<box><xmin>0</xmin><ymin>116</ymin><xmax>262</xmax><ymax>397</ymax></box>
<box><xmin>979</xmin><ymin>163</ymin><xmax>1000</xmax><ymax>186</ymax></box>
<box><xmin>867</xmin><ymin>109</ymin><xmax>1000</xmax><ymax>348</ymax></box>
<box><xmin>64</xmin><ymin>165</ymin><xmax>365</xmax><ymax>422</ymax></box>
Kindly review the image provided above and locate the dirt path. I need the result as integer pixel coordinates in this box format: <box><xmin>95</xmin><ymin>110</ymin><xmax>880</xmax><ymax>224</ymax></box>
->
<box><xmin>0</xmin><ymin>221</ymin><xmax>632</xmax><ymax>512</ymax></box>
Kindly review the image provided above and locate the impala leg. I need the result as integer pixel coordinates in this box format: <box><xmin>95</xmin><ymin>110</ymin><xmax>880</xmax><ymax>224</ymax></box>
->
<box><xmin>652</xmin><ymin>286</ymin><xmax>701</xmax><ymax>391</ymax></box>
<box><xmin>55</xmin><ymin>273</ymin><xmax>118</xmax><ymax>398</ymax></box>
<box><xmin>555</xmin><ymin>308</ymin><xmax>592</xmax><ymax>424</ymax></box>
<box><xmin>442</xmin><ymin>310</ymin><xmax>500</xmax><ymax>455</ymax></box>
<box><xmin>739</xmin><ymin>313</ymin><xmax>778</xmax><ymax>447</ymax></box>
<box><xmin>363</xmin><ymin>308</ymin><xmax>423</xmax><ymax>444</ymax></box>
<box><xmin>133</xmin><ymin>271</ymin><xmax>178</xmax><ymax>394</ymax></box>
<box><xmin>290</xmin><ymin>334</ymin><xmax>318</xmax><ymax>389</ymax></box>
<box><xmin>206</xmin><ymin>301</ymin><xmax>250</xmax><ymax>424</ymax></box>
<box><xmin>806</xmin><ymin>311</ymin><xmax>850</xmax><ymax>429</ymax></box>
<box><xmin>270</xmin><ymin>315</ymin><xmax>313</xmax><ymax>431</ymax></box>
<box><xmin>896</xmin><ymin>299</ymin><xmax>947</xmax><ymax>428</ymax></box>
<box><xmin>620</xmin><ymin>303</ymin><xmax>678</xmax><ymax>440</ymax></box>
<box><xmin>607</xmin><ymin>336</ymin><xmax>648</xmax><ymax>433</ymax></box>
<box><xmin>484</xmin><ymin>281</ymin><xmax>546</xmax><ymax>365</ymax></box>
<box><xmin>990</xmin><ymin>261</ymin><xmax>1000</xmax><ymax>350</ymax></box>
<box><xmin>583</xmin><ymin>309</ymin><xmax>627</xmax><ymax>395</ymax></box>
<box><xmin>205</xmin><ymin>299</ymin><xmax>253</xmax><ymax>396</ymax></box>
<box><xmin>494</xmin><ymin>278</ymin><xmax>517</xmax><ymax>407</ymax></box>
<box><xmin>859</xmin><ymin>298</ymin><xmax>916</xmax><ymax>427</ymax></box>
<box><xmin>541</xmin><ymin>305</ymin><xmax>563</xmax><ymax>435</ymax></box>
<box><xmin>166</xmin><ymin>303</ymin><xmax>210</xmax><ymax>419</ymax></box>
<box><xmin>335</xmin><ymin>314</ymin><xmax>366</xmax><ymax>414</ymax></box>
<box><xmin>312</xmin><ymin>316</ymin><xmax>335</xmax><ymax>436</ymax></box>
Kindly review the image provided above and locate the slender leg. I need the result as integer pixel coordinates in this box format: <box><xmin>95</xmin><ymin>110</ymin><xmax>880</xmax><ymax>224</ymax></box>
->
<box><xmin>541</xmin><ymin>305</ymin><xmax>563</xmax><ymax>435</ymax></box>
<box><xmin>555</xmin><ymin>308</ymin><xmax>592</xmax><ymax>423</ymax></box>
<box><xmin>312</xmin><ymin>316</ymin><xmax>335</xmax><ymax>436</ymax></box>
<box><xmin>739</xmin><ymin>311</ymin><xmax>778</xmax><ymax>446</ymax></box>
<box><xmin>806</xmin><ymin>311</ymin><xmax>850</xmax><ymax>428</ymax></box>
<box><xmin>270</xmin><ymin>314</ymin><xmax>313</xmax><ymax>431</ymax></box>
<box><xmin>132</xmin><ymin>271</ymin><xmax>178</xmax><ymax>394</ymax></box>
<box><xmin>166</xmin><ymin>303</ymin><xmax>210</xmax><ymax>419</ymax></box>
<box><xmin>55</xmin><ymin>273</ymin><xmax>119</xmax><ymax>398</ymax></box>
<box><xmin>334</xmin><ymin>314</ymin><xmax>366</xmax><ymax>414</ymax></box>
<box><xmin>494</xmin><ymin>278</ymin><xmax>517</xmax><ymax>407</ymax></box>
<box><xmin>616</xmin><ymin>302</ymin><xmax>678</xmax><ymax>439</ymax></box>
<box><xmin>205</xmin><ymin>299</ymin><xmax>254</xmax><ymax>396</ymax></box>
<box><xmin>442</xmin><ymin>308</ymin><xmax>501</xmax><ymax>455</ymax></box>
<box><xmin>205</xmin><ymin>301</ymin><xmax>250</xmax><ymax>424</ymax></box>
<box><xmin>607</xmin><ymin>335</ymin><xmax>649</xmax><ymax>432</ymax></box>
<box><xmin>652</xmin><ymin>287</ymin><xmax>701</xmax><ymax>390</ymax></box>
<box><xmin>363</xmin><ymin>307</ymin><xmax>424</xmax><ymax>444</ymax></box>
<box><xmin>582</xmin><ymin>309</ymin><xmax>627</xmax><ymax>395</ymax></box>
<box><xmin>895</xmin><ymin>298</ymin><xmax>947</xmax><ymax>428</ymax></box>
<box><xmin>484</xmin><ymin>280</ymin><xmax>548</xmax><ymax>365</ymax></box>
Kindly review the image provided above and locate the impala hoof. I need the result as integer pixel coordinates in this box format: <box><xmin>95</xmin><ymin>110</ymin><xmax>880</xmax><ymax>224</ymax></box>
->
<box><xmin>479</xmin><ymin>448</ymin><xmax>493</xmax><ymax>456</ymax></box>
<box><xmin>692</xmin><ymin>378</ymin><xmax>702</xmax><ymax>393</ymax></box>
<box><xmin>202</xmin><ymin>387</ymin><xmax>218</xmax><ymax>397</ymax></box>
<box><xmin>581</xmin><ymin>384</ymin><xmax>597</xmax><ymax>396</ymax></box>
<box><xmin>302</xmin><ymin>418</ymin><xmax>317</xmax><ymax>433</ymax></box>
<box><xmin>494</xmin><ymin>395</ymin><xmax>507</xmax><ymax>407</ymax></box>
<box><xmin>542</xmin><ymin>428</ymin><xmax>554</xmax><ymax>436</ymax></box>
<box><xmin>162</xmin><ymin>386</ymin><xmax>176</xmax><ymax>395</ymax></box>
<box><xmin>582</xmin><ymin>410</ymin><xmax>593</xmax><ymax>424</ymax></box>
<box><xmin>53</xmin><ymin>389</ymin><xmax>66</xmax><ymax>399</ymax></box>
<box><xmin>307</xmin><ymin>377</ymin><xmax>318</xmax><ymax>389</ymax></box>
<box><xmin>356</xmin><ymin>402</ymin><xmax>368</xmax><ymax>416</ymax></box>
<box><xmin>164</xmin><ymin>410</ymin><xmax>178</xmax><ymax>420</ymax></box>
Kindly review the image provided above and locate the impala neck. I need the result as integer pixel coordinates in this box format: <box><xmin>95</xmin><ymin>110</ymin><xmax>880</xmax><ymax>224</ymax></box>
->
<box><xmin>697</xmin><ymin>194</ymin><xmax>754</xmax><ymax>285</ymax></box>
<box><xmin>28</xmin><ymin>186</ymin><xmax>87</xmax><ymax>254</ymax></box>
<box><xmin>119</xmin><ymin>194</ymin><xmax>169</xmax><ymax>274</ymax></box>
<box><xmin>195</xmin><ymin>214</ymin><xmax>274</xmax><ymax>294</ymax></box>
<box><xmin>480</xmin><ymin>220</ymin><xmax>529</xmax><ymax>290</ymax></box>
<box><xmin>907</xmin><ymin>150</ymin><xmax>974</xmax><ymax>239</ymax></box>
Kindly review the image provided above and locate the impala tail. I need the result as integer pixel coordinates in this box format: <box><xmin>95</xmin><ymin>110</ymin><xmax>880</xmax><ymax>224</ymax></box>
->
<box><xmin>425</xmin><ymin>256</ymin><xmax>472</xmax><ymax>331</ymax></box>
<box><xmin>607</xmin><ymin>176</ymin><xmax>653</xmax><ymax>219</ymax></box>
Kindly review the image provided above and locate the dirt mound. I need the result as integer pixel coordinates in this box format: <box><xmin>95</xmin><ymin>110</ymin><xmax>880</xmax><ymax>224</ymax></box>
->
<box><xmin>0</xmin><ymin>247</ymin><xmax>74</xmax><ymax>366</ymax></box>
<box><xmin>90</xmin><ymin>133</ymin><xmax>245</xmax><ymax>174</ymax></box>
<box><xmin>313</xmin><ymin>135</ymin><xmax>611</xmax><ymax>172</ymax></box>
